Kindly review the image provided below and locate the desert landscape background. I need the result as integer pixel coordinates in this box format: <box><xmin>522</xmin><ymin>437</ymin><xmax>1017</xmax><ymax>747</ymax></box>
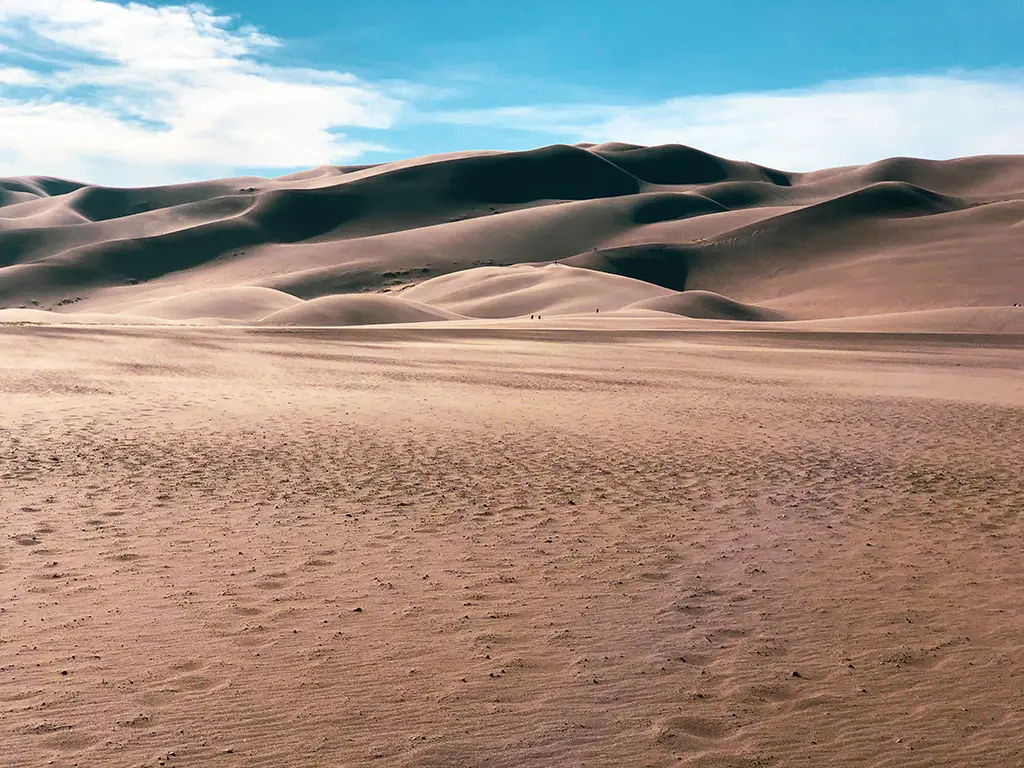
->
<box><xmin>1</xmin><ymin>142</ymin><xmax>1023</xmax><ymax>331</ymax></box>
<box><xmin>2</xmin><ymin>143</ymin><xmax>1024</xmax><ymax>767</ymax></box>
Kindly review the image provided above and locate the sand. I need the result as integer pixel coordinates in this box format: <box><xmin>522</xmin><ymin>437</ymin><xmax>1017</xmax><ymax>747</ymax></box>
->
<box><xmin>2</xmin><ymin>144</ymin><xmax>1023</xmax><ymax>331</ymax></box>
<box><xmin>3</xmin><ymin>143</ymin><xmax>1024</xmax><ymax>765</ymax></box>
<box><xmin>2</xmin><ymin>325</ymin><xmax>1023</xmax><ymax>767</ymax></box>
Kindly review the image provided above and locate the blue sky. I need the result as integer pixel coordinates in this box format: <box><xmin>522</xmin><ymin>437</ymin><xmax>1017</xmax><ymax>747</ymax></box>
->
<box><xmin>1</xmin><ymin>0</ymin><xmax>1023</xmax><ymax>185</ymax></box>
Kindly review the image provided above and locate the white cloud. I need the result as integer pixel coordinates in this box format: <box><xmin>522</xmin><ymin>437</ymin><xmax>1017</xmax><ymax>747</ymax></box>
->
<box><xmin>0</xmin><ymin>66</ymin><xmax>36</xmax><ymax>84</ymax></box>
<box><xmin>428</xmin><ymin>74</ymin><xmax>1024</xmax><ymax>170</ymax></box>
<box><xmin>2</xmin><ymin>3</ymin><xmax>1022</xmax><ymax>187</ymax></box>
<box><xmin>0</xmin><ymin>0</ymin><xmax>402</xmax><ymax>185</ymax></box>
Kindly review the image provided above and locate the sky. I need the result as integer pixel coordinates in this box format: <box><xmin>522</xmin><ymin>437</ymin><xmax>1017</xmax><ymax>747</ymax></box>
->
<box><xmin>1</xmin><ymin>0</ymin><xmax>1023</xmax><ymax>185</ymax></box>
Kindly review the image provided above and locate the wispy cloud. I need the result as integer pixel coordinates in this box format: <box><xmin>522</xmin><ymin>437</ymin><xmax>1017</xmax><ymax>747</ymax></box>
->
<box><xmin>425</xmin><ymin>74</ymin><xmax>1024</xmax><ymax>170</ymax></box>
<box><xmin>0</xmin><ymin>0</ymin><xmax>402</xmax><ymax>185</ymax></box>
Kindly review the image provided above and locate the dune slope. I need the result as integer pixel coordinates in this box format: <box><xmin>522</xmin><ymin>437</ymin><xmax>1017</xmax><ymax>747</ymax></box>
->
<box><xmin>2</xmin><ymin>144</ymin><xmax>1022</xmax><ymax>330</ymax></box>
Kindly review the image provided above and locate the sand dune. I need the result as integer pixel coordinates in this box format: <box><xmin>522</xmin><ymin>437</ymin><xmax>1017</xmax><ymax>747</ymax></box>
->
<box><xmin>627</xmin><ymin>289</ymin><xmax>787</xmax><ymax>321</ymax></box>
<box><xmin>257</xmin><ymin>293</ymin><xmax>464</xmax><ymax>326</ymax></box>
<box><xmin>118</xmin><ymin>286</ymin><xmax>302</xmax><ymax>322</ymax></box>
<box><xmin>401</xmin><ymin>263</ymin><xmax>673</xmax><ymax>317</ymax></box>
<box><xmin>1</xmin><ymin>143</ymin><xmax>1022</xmax><ymax>331</ymax></box>
<box><xmin>560</xmin><ymin>243</ymin><xmax>692</xmax><ymax>291</ymax></box>
<box><xmin>800</xmin><ymin>154</ymin><xmax>1024</xmax><ymax>201</ymax></box>
<box><xmin>591</xmin><ymin>142</ymin><xmax>793</xmax><ymax>185</ymax></box>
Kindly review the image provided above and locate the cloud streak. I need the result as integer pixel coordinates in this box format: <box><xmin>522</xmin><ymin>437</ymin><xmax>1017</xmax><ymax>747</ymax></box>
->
<box><xmin>0</xmin><ymin>0</ymin><xmax>402</xmax><ymax>185</ymax></box>
<box><xmin>426</xmin><ymin>73</ymin><xmax>1024</xmax><ymax>170</ymax></box>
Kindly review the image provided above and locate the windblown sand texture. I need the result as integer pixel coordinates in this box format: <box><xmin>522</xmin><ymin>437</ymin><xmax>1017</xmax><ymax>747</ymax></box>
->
<box><xmin>2</xmin><ymin>144</ymin><xmax>1024</xmax><ymax>767</ymax></box>
<box><xmin>2</xmin><ymin>327</ymin><xmax>1023</xmax><ymax>767</ymax></box>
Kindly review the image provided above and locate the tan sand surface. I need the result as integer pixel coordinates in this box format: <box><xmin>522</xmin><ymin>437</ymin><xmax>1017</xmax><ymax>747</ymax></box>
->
<box><xmin>2</xmin><ymin>325</ymin><xmax>1023</xmax><ymax>767</ymax></box>
<box><xmin>2</xmin><ymin>144</ymin><xmax>1023</xmax><ymax>332</ymax></box>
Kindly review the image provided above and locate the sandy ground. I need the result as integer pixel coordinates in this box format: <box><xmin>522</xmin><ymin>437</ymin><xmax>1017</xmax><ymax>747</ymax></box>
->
<box><xmin>2</xmin><ymin>326</ymin><xmax>1023</xmax><ymax>767</ymax></box>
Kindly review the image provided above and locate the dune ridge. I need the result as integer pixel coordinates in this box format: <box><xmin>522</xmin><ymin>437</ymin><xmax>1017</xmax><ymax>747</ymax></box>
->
<box><xmin>2</xmin><ymin>144</ymin><xmax>1023</xmax><ymax>332</ymax></box>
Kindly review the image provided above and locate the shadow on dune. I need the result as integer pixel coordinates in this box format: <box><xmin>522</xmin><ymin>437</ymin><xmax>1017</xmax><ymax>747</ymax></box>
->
<box><xmin>628</xmin><ymin>290</ymin><xmax>787</xmax><ymax>321</ymax></box>
<box><xmin>2</xmin><ymin>142</ymin><xmax>1022</xmax><ymax>326</ymax></box>
<box><xmin>561</xmin><ymin>244</ymin><xmax>693</xmax><ymax>292</ymax></box>
<box><xmin>593</xmin><ymin>143</ymin><xmax>793</xmax><ymax>186</ymax></box>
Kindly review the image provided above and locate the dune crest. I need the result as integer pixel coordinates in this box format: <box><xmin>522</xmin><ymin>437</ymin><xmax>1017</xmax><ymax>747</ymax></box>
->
<box><xmin>257</xmin><ymin>293</ymin><xmax>464</xmax><ymax>327</ymax></box>
<box><xmin>627</xmin><ymin>289</ymin><xmax>787</xmax><ymax>321</ymax></box>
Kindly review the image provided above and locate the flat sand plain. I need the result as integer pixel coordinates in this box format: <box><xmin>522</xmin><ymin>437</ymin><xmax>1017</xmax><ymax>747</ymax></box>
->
<box><xmin>2</xmin><ymin>326</ymin><xmax>1023</xmax><ymax>767</ymax></box>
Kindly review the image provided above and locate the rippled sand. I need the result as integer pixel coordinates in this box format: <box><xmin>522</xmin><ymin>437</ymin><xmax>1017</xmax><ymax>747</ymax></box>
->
<box><xmin>2</xmin><ymin>326</ymin><xmax>1023</xmax><ymax>767</ymax></box>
